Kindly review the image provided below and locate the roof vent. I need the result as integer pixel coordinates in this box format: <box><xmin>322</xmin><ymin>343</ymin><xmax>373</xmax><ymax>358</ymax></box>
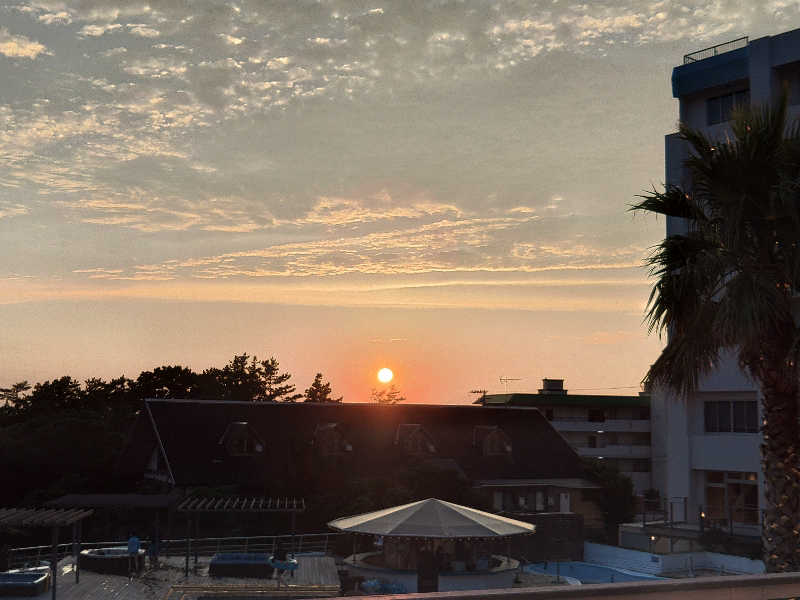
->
<box><xmin>539</xmin><ymin>379</ymin><xmax>567</xmax><ymax>395</ymax></box>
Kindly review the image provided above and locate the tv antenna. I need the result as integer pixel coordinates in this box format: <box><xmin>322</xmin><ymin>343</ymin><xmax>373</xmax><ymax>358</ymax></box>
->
<box><xmin>499</xmin><ymin>376</ymin><xmax>521</xmax><ymax>392</ymax></box>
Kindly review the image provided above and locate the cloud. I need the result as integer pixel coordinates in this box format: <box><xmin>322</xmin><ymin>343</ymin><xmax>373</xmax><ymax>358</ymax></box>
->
<box><xmin>38</xmin><ymin>11</ymin><xmax>72</xmax><ymax>25</ymax></box>
<box><xmin>219</xmin><ymin>33</ymin><xmax>244</xmax><ymax>45</ymax></box>
<box><xmin>101</xmin><ymin>46</ymin><xmax>127</xmax><ymax>57</ymax></box>
<box><xmin>79</xmin><ymin>23</ymin><xmax>122</xmax><ymax>37</ymax></box>
<box><xmin>0</xmin><ymin>28</ymin><xmax>48</xmax><ymax>59</ymax></box>
<box><xmin>0</xmin><ymin>202</ymin><xmax>29</xmax><ymax>219</ymax></box>
<box><xmin>68</xmin><ymin>208</ymin><xmax>645</xmax><ymax>283</ymax></box>
<box><xmin>295</xmin><ymin>194</ymin><xmax>462</xmax><ymax>226</ymax></box>
<box><xmin>128</xmin><ymin>24</ymin><xmax>160</xmax><ymax>38</ymax></box>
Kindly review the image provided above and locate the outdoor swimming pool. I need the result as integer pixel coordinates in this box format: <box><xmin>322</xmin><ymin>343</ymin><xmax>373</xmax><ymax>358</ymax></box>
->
<box><xmin>525</xmin><ymin>561</ymin><xmax>666</xmax><ymax>584</ymax></box>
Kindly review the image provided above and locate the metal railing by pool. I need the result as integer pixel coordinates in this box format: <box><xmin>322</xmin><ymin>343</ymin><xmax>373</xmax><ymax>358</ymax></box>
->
<box><xmin>7</xmin><ymin>532</ymin><xmax>344</xmax><ymax>570</ymax></box>
<box><xmin>684</xmin><ymin>36</ymin><xmax>748</xmax><ymax>64</ymax></box>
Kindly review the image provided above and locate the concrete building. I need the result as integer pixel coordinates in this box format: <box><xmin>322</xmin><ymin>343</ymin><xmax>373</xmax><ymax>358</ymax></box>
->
<box><xmin>651</xmin><ymin>28</ymin><xmax>800</xmax><ymax>537</ymax></box>
<box><xmin>476</xmin><ymin>379</ymin><xmax>652</xmax><ymax>494</ymax></box>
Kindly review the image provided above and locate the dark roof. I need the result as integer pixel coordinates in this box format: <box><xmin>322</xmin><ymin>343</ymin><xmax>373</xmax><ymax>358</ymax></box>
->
<box><xmin>477</xmin><ymin>393</ymin><xmax>649</xmax><ymax>408</ymax></box>
<box><xmin>0</xmin><ymin>508</ymin><xmax>93</xmax><ymax>528</ymax></box>
<box><xmin>123</xmin><ymin>400</ymin><xmax>586</xmax><ymax>489</ymax></box>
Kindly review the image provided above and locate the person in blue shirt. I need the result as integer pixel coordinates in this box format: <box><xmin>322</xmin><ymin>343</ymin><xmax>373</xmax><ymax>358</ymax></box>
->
<box><xmin>127</xmin><ymin>533</ymin><xmax>140</xmax><ymax>578</ymax></box>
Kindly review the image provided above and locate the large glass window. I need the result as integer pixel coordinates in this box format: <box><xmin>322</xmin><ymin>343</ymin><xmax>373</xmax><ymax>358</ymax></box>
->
<box><xmin>705</xmin><ymin>400</ymin><xmax>758</xmax><ymax>433</ymax></box>
<box><xmin>705</xmin><ymin>471</ymin><xmax>759</xmax><ymax>524</ymax></box>
<box><xmin>707</xmin><ymin>89</ymin><xmax>750</xmax><ymax>125</ymax></box>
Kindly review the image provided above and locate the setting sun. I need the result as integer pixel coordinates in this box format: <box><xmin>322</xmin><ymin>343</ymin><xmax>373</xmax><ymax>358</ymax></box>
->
<box><xmin>377</xmin><ymin>367</ymin><xmax>394</xmax><ymax>383</ymax></box>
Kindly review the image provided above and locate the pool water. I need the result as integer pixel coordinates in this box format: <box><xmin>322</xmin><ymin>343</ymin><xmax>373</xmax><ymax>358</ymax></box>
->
<box><xmin>525</xmin><ymin>561</ymin><xmax>665</xmax><ymax>584</ymax></box>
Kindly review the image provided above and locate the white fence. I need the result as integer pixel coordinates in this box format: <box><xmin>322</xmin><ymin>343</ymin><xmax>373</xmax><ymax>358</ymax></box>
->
<box><xmin>584</xmin><ymin>542</ymin><xmax>764</xmax><ymax>576</ymax></box>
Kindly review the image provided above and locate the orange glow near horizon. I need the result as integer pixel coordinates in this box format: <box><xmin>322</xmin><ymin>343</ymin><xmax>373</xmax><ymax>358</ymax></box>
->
<box><xmin>377</xmin><ymin>367</ymin><xmax>394</xmax><ymax>383</ymax></box>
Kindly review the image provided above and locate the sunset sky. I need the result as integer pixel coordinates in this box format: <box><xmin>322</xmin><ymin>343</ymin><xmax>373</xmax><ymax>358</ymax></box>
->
<box><xmin>1</xmin><ymin>1</ymin><xmax>797</xmax><ymax>403</ymax></box>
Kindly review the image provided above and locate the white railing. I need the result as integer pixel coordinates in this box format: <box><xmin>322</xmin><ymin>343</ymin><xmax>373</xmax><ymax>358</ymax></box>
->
<box><xmin>7</xmin><ymin>533</ymin><xmax>344</xmax><ymax>569</ymax></box>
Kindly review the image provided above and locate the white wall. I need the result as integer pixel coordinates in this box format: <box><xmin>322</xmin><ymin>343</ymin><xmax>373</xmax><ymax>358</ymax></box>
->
<box><xmin>584</xmin><ymin>542</ymin><xmax>764</xmax><ymax>576</ymax></box>
<box><xmin>690</xmin><ymin>435</ymin><xmax>761</xmax><ymax>472</ymax></box>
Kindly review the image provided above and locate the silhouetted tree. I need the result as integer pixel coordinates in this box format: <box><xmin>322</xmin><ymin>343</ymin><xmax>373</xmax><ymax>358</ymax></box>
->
<box><xmin>258</xmin><ymin>356</ymin><xmax>301</xmax><ymax>402</ymax></box>
<box><xmin>303</xmin><ymin>373</ymin><xmax>342</xmax><ymax>403</ymax></box>
<box><xmin>582</xmin><ymin>458</ymin><xmax>636</xmax><ymax>543</ymax></box>
<box><xmin>0</xmin><ymin>381</ymin><xmax>31</xmax><ymax>409</ymax></box>
<box><xmin>27</xmin><ymin>377</ymin><xmax>83</xmax><ymax>413</ymax></box>
<box><xmin>370</xmin><ymin>385</ymin><xmax>406</xmax><ymax>404</ymax></box>
<box><xmin>134</xmin><ymin>365</ymin><xmax>201</xmax><ymax>399</ymax></box>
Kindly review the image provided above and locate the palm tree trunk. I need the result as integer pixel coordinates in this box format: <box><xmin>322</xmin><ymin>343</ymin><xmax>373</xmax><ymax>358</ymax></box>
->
<box><xmin>760</xmin><ymin>370</ymin><xmax>800</xmax><ymax>572</ymax></box>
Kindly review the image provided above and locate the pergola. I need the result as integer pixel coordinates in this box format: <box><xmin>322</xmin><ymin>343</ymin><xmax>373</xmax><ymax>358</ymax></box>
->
<box><xmin>176</xmin><ymin>496</ymin><xmax>305</xmax><ymax>576</ymax></box>
<box><xmin>0</xmin><ymin>507</ymin><xmax>93</xmax><ymax>600</ymax></box>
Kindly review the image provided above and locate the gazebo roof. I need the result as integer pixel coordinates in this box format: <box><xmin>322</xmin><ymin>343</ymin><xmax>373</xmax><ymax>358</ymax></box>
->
<box><xmin>327</xmin><ymin>498</ymin><xmax>535</xmax><ymax>539</ymax></box>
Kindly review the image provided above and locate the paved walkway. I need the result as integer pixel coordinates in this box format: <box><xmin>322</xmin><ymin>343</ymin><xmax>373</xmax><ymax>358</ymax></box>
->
<box><xmin>4</xmin><ymin>555</ymin><xmax>340</xmax><ymax>600</ymax></box>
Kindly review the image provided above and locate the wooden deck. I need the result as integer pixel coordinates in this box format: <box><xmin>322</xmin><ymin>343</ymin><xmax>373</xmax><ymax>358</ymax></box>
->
<box><xmin>2</xmin><ymin>555</ymin><xmax>340</xmax><ymax>600</ymax></box>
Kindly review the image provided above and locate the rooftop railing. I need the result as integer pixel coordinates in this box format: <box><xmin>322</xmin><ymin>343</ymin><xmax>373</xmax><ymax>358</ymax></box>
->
<box><xmin>683</xmin><ymin>36</ymin><xmax>748</xmax><ymax>64</ymax></box>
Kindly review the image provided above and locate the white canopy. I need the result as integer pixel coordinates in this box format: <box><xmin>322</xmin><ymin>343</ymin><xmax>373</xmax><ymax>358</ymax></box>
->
<box><xmin>327</xmin><ymin>498</ymin><xmax>536</xmax><ymax>539</ymax></box>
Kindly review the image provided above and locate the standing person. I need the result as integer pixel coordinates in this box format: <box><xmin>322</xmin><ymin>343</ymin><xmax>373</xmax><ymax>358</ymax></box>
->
<box><xmin>273</xmin><ymin>543</ymin><xmax>287</xmax><ymax>588</ymax></box>
<box><xmin>127</xmin><ymin>532</ymin><xmax>140</xmax><ymax>578</ymax></box>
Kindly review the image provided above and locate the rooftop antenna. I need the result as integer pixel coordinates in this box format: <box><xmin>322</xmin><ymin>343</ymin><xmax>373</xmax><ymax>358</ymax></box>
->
<box><xmin>499</xmin><ymin>376</ymin><xmax>521</xmax><ymax>392</ymax></box>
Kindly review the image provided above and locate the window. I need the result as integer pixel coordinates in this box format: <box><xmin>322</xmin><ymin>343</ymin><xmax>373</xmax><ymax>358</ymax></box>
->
<box><xmin>219</xmin><ymin>422</ymin><xmax>265</xmax><ymax>456</ymax></box>
<box><xmin>707</xmin><ymin>89</ymin><xmax>749</xmax><ymax>125</ymax></box>
<box><xmin>588</xmin><ymin>409</ymin><xmax>605</xmax><ymax>423</ymax></box>
<box><xmin>314</xmin><ymin>423</ymin><xmax>352</xmax><ymax>456</ymax></box>
<box><xmin>396</xmin><ymin>424</ymin><xmax>436</xmax><ymax>456</ymax></box>
<box><xmin>483</xmin><ymin>429</ymin><xmax>513</xmax><ymax>456</ymax></box>
<box><xmin>705</xmin><ymin>401</ymin><xmax>758</xmax><ymax>433</ymax></box>
<box><xmin>632</xmin><ymin>460</ymin><xmax>651</xmax><ymax>472</ymax></box>
<box><xmin>705</xmin><ymin>471</ymin><xmax>759</xmax><ymax>524</ymax></box>
<box><xmin>474</xmin><ymin>426</ymin><xmax>513</xmax><ymax>457</ymax></box>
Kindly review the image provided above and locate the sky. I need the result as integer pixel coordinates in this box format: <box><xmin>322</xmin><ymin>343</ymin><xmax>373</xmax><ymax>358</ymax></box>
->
<box><xmin>1</xmin><ymin>1</ymin><xmax>798</xmax><ymax>403</ymax></box>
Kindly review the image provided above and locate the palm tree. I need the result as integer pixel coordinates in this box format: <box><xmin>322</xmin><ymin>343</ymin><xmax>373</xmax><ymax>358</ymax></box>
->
<box><xmin>632</xmin><ymin>94</ymin><xmax>800</xmax><ymax>572</ymax></box>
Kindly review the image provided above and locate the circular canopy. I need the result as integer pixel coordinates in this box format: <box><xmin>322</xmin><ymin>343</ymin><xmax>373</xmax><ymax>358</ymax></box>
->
<box><xmin>327</xmin><ymin>498</ymin><xmax>535</xmax><ymax>539</ymax></box>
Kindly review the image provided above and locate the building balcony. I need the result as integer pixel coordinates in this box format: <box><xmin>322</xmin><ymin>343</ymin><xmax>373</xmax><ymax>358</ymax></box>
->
<box><xmin>576</xmin><ymin>445</ymin><xmax>651</xmax><ymax>459</ymax></box>
<box><xmin>550</xmin><ymin>419</ymin><xmax>650</xmax><ymax>433</ymax></box>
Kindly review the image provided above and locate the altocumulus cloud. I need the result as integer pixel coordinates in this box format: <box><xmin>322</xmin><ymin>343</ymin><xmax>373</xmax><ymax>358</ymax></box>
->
<box><xmin>0</xmin><ymin>27</ymin><xmax>48</xmax><ymax>58</ymax></box>
<box><xmin>4</xmin><ymin>0</ymin><xmax>799</xmax><ymax>301</ymax></box>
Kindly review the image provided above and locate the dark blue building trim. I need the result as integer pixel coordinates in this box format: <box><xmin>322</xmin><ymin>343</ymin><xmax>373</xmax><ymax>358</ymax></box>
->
<box><xmin>672</xmin><ymin>47</ymin><xmax>748</xmax><ymax>98</ymax></box>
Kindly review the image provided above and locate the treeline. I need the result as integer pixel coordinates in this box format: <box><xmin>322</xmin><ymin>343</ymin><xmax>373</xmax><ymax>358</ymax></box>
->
<box><xmin>0</xmin><ymin>354</ymin><xmax>339</xmax><ymax>507</ymax></box>
<box><xmin>1</xmin><ymin>353</ymin><xmax>340</xmax><ymax>424</ymax></box>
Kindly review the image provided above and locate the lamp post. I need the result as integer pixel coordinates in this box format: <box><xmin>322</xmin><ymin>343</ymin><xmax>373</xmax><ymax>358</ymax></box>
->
<box><xmin>649</xmin><ymin>535</ymin><xmax>656</xmax><ymax>554</ymax></box>
<box><xmin>699</xmin><ymin>507</ymin><xmax>706</xmax><ymax>534</ymax></box>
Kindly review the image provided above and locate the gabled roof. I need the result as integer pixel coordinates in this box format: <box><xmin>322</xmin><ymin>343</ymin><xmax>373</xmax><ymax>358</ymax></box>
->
<box><xmin>122</xmin><ymin>400</ymin><xmax>587</xmax><ymax>488</ymax></box>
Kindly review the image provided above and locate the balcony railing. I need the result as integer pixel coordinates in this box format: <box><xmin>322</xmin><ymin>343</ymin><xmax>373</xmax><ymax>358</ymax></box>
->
<box><xmin>550</xmin><ymin>418</ymin><xmax>651</xmax><ymax>432</ymax></box>
<box><xmin>683</xmin><ymin>36</ymin><xmax>748</xmax><ymax>64</ymax></box>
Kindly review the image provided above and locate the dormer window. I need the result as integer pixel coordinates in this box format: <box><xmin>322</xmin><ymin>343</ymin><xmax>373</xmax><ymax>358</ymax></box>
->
<box><xmin>219</xmin><ymin>422</ymin><xmax>265</xmax><ymax>456</ymax></box>
<box><xmin>313</xmin><ymin>423</ymin><xmax>352</xmax><ymax>456</ymax></box>
<box><xmin>395</xmin><ymin>424</ymin><xmax>436</xmax><ymax>456</ymax></box>
<box><xmin>474</xmin><ymin>426</ymin><xmax>513</xmax><ymax>457</ymax></box>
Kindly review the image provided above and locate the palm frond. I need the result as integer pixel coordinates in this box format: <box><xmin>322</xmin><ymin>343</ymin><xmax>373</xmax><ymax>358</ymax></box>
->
<box><xmin>631</xmin><ymin>185</ymin><xmax>707</xmax><ymax>222</ymax></box>
<box><xmin>635</xmin><ymin>93</ymin><xmax>800</xmax><ymax>396</ymax></box>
